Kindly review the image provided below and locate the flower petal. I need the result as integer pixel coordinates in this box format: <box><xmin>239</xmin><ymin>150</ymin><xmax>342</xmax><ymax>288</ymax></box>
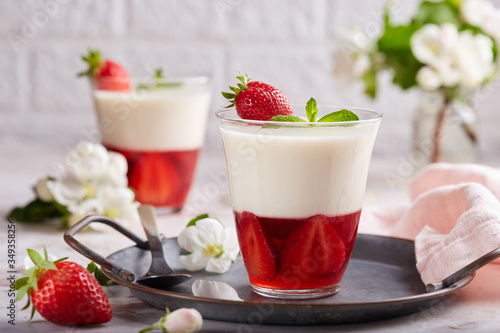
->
<box><xmin>194</xmin><ymin>218</ymin><xmax>225</xmax><ymax>245</ymax></box>
<box><xmin>192</xmin><ymin>280</ymin><xmax>243</xmax><ymax>301</ymax></box>
<box><xmin>179</xmin><ymin>252</ymin><xmax>210</xmax><ymax>272</ymax></box>
<box><xmin>178</xmin><ymin>226</ymin><xmax>207</xmax><ymax>253</ymax></box>
<box><xmin>223</xmin><ymin>227</ymin><xmax>240</xmax><ymax>261</ymax></box>
<box><xmin>205</xmin><ymin>255</ymin><xmax>232</xmax><ymax>274</ymax></box>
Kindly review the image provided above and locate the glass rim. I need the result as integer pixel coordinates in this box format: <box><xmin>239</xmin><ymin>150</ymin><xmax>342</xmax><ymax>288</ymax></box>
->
<box><xmin>92</xmin><ymin>74</ymin><xmax>211</xmax><ymax>85</ymax></box>
<box><xmin>216</xmin><ymin>105</ymin><xmax>383</xmax><ymax>126</ymax></box>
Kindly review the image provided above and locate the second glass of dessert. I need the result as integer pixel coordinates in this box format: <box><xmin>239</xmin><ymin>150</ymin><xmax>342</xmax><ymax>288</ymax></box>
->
<box><xmin>93</xmin><ymin>75</ymin><xmax>212</xmax><ymax>212</ymax></box>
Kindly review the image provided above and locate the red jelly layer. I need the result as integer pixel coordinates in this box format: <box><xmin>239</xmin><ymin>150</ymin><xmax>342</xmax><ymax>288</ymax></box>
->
<box><xmin>105</xmin><ymin>145</ymin><xmax>199</xmax><ymax>208</ymax></box>
<box><xmin>235</xmin><ymin>210</ymin><xmax>361</xmax><ymax>291</ymax></box>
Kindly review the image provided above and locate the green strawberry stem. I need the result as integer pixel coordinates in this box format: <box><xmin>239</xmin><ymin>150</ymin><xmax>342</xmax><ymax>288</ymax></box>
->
<box><xmin>78</xmin><ymin>48</ymin><xmax>102</xmax><ymax>78</ymax></box>
<box><xmin>222</xmin><ymin>71</ymin><xmax>252</xmax><ymax>108</ymax></box>
<box><xmin>15</xmin><ymin>247</ymin><xmax>67</xmax><ymax>320</ymax></box>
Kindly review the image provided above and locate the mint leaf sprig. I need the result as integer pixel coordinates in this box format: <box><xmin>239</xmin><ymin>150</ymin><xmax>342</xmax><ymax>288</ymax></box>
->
<box><xmin>268</xmin><ymin>98</ymin><xmax>359</xmax><ymax>123</ymax></box>
<box><xmin>137</xmin><ymin>68</ymin><xmax>182</xmax><ymax>90</ymax></box>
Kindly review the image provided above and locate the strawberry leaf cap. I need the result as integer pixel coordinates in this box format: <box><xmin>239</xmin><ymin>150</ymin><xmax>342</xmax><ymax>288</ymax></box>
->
<box><xmin>15</xmin><ymin>246</ymin><xmax>67</xmax><ymax>320</ymax></box>
<box><xmin>222</xmin><ymin>71</ymin><xmax>252</xmax><ymax>108</ymax></box>
<box><xmin>77</xmin><ymin>49</ymin><xmax>103</xmax><ymax>78</ymax></box>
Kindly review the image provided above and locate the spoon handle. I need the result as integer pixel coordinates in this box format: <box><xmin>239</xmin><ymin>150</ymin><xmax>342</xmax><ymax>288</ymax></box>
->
<box><xmin>138</xmin><ymin>205</ymin><xmax>174</xmax><ymax>275</ymax></box>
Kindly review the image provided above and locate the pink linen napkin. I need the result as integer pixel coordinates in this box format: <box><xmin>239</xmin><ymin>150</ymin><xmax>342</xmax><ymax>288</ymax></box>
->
<box><xmin>362</xmin><ymin>163</ymin><xmax>500</xmax><ymax>287</ymax></box>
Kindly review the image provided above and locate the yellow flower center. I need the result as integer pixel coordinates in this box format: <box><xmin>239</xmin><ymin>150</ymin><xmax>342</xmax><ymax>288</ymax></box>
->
<box><xmin>203</xmin><ymin>244</ymin><xmax>224</xmax><ymax>258</ymax></box>
<box><xmin>83</xmin><ymin>182</ymin><xmax>95</xmax><ymax>198</ymax></box>
<box><xmin>105</xmin><ymin>207</ymin><xmax>119</xmax><ymax>219</ymax></box>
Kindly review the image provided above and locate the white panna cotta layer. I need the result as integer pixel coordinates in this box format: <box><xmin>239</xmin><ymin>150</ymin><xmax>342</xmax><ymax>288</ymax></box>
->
<box><xmin>94</xmin><ymin>84</ymin><xmax>211</xmax><ymax>151</ymax></box>
<box><xmin>221</xmin><ymin>124</ymin><xmax>379</xmax><ymax>218</ymax></box>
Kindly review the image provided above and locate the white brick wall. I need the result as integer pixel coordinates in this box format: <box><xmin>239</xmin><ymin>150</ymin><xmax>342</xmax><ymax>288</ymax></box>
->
<box><xmin>2</xmin><ymin>0</ymin><xmax>500</xmax><ymax>164</ymax></box>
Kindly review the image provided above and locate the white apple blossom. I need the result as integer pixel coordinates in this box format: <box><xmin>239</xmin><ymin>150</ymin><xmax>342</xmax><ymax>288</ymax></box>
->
<box><xmin>66</xmin><ymin>141</ymin><xmax>128</xmax><ymax>188</ymax></box>
<box><xmin>333</xmin><ymin>27</ymin><xmax>374</xmax><ymax>82</ymax></box>
<box><xmin>34</xmin><ymin>178</ymin><xmax>53</xmax><ymax>202</ymax></box>
<box><xmin>91</xmin><ymin>185</ymin><xmax>139</xmax><ymax>229</ymax></box>
<box><xmin>46</xmin><ymin>172</ymin><xmax>87</xmax><ymax>206</ymax></box>
<box><xmin>411</xmin><ymin>23</ymin><xmax>459</xmax><ymax>66</ymax></box>
<box><xmin>411</xmin><ymin>23</ymin><xmax>496</xmax><ymax>91</ymax></box>
<box><xmin>455</xmin><ymin>31</ymin><xmax>495</xmax><ymax>89</ymax></box>
<box><xmin>416</xmin><ymin>66</ymin><xmax>442</xmax><ymax>91</ymax></box>
<box><xmin>434</xmin><ymin>60</ymin><xmax>461</xmax><ymax>88</ymax></box>
<box><xmin>177</xmin><ymin>218</ymin><xmax>239</xmax><ymax>274</ymax></box>
<box><xmin>140</xmin><ymin>308</ymin><xmax>202</xmax><ymax>333</ymax></box>
<box><xmin>32</xmin><ymin>141</ymin><xmax>139</xmax><ymax>229</ymax></box>
<box><xmin>462</xmin><ymin>0</ymin><xmax>500</xmax><ymax>40</ymax></box>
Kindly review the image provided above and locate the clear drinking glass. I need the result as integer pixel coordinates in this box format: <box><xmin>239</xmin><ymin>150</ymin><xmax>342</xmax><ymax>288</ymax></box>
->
<box><xmin>93</xmin><ymin>76</ymin><xmax>212</xmax><ymax>212</ymax></box>
<box><xmin>216</xmin><ymin>105</ymin><xmax>381</xmax><ymax>298</ymax></box>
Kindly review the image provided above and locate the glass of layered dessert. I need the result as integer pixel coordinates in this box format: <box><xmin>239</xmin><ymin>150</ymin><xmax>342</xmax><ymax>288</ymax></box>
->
<box><xmin>93</xmin><ymin>76</ymin><xmax>212</xmax><ymax>212</ymax></box>
<box><xmin>216</xmin><ymin>105</ymin><xmax>381</xmax><ymax>298</ymax></box>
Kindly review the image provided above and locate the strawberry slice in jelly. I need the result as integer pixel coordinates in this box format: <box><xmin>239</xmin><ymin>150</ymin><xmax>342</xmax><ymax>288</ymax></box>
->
<box><xmin>236</xmin><ymin>212</ymin><xmax>279</xmax><ymax>282</ymax></box>
<box><xmin>280</xmin><ymin>215</ymin><xmax>346</xmax><ymax>277</ymax></box>
<box><xmin>128</xmin><ymin>152</ymin><xmax>180</xmax><ymax>206</ymax></box>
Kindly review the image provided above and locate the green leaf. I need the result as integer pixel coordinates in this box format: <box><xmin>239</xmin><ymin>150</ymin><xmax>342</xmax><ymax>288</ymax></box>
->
<box><xmin>27</xmin><ymin>249</ymin><xmax>42</xmax><ymax>266</ymax></box>
<box><xmin>186</xmin><ymin>213</ymin><xmax>219</xmax><ymax>227</ymax></box>
<box><xmin>29</xmin><ymin>305</ymin><xmax>36</xmax><ymax>321</ymax></box>
<box><xmin>377</xmin><ymin>24</ymin><xmax>416</xmax><ymax>53</ymax></box>
<box><xmin>15</xmin><ymin>277</ymin><xmax>29</xmax><ymax>290</ymax></box>
<box><xmin>87</xmin><ymin>261</ymin><xmax>97</xmax><ymax>273</ymax></box>
<box><xmin>20</xmin><ymin>293</ymin><xmax>30</xmax><ymax>309</ymax></box>
<box><xmin>87</xmin><ymin>262</ymin><xmax>114</xmax><ymax>287</ymax></box>
<box><xmin>221</xmin><ymin>91</ymin><xmax>235</xmax><ymax>99</ymax></box>
<box><xmin>305</xmin><ymin>98</ymin><xmax>318</xmax><ymax>122</ymax></box>
<box><xmin>361</xmin><ymin>68</ymin><xmax>377</xmax><ymax>99</ymax></box>
<box><xmin>268</xmin><ymin>115</ymin><xmax>307</xmax><ymax>122</ymax></box>
<box><xmin>38</xmin><ymin>260</ymin><xmax>57</xmax><ymax>271</ymax></box>
<box><xmin>136</xmin><ymin>82</ymin><xmax>182</xmax><ymax>90</ymax></box>
<box><xmin>53</xmin><ymin>256</ymin><xmax>68</xmax><ymax>263</ymax></box>
<box><xmin>413</xmin><ymin>0</ymin><xmax>461</xmax><ymax>27</ymax></box>
<box><xmin>317</xmin><ymin>109</ymin><xmax>359</xmax><ymax>122</ymax></box>
<box><xmin>77</xmin><ymin>48</ymin><xmax>102</xmax><ymax>78</ymax></box>
<box><xmin>16</xmin><ymin>284</ymin><xmax>30</xmax><ymax>302</ymax></box>
<box><xmin>6</xmin><ymin>198</ymin><xmax>63</xmax><ymax>223</ymax></box>
<box><xmin>387</xmin><ymin>53</ymin><xmax>422</xmax><ymax>90</ymax></box>
<box><xmin>154</xmin><ymin>68</ymin><xmax>163</xmax><ymax>79</ymax></box>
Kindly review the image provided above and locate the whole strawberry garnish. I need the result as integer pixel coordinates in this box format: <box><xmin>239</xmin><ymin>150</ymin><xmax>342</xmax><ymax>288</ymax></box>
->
<box><xmin>15</xmin><ymin>247</ymin><xmax>112</xmax><ymax>326</ymax></box>
<box><xmin>78</xmin><ymin>49</ymin><xmax>130</xmax><ymax>91</ymax></box>
<box><xmin>222</xmin><ymin>72</ymin><xmax>293</xmax><ymax>121</ymax></box>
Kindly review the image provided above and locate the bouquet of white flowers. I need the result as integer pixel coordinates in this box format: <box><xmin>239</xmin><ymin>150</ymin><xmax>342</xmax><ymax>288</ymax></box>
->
<box><xmin>336</xmin><ymin>0</ymin><xmax>498</xmax><ymax>99</ymax></box>
<box><xmin>8</xmin><ymin>141</ymin><xmax>139</xmax><ymax>230</ymax></box>
<box><xmin>335</xmin><ymin>0</ymin><xmax>499</xmax><ymax>163</ymax></box>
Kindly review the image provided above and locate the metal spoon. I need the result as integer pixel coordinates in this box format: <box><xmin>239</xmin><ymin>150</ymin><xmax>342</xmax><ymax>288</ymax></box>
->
<box><xmin>135</xmin><ymin>205</ymin><xmax>191</xmax><ymax>289</ymax></box>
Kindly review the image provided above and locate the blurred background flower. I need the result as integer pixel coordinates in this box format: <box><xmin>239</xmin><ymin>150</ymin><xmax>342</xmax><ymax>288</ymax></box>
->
<box><xmin>333</xmin><ymin>0</ymin><xmax>500</xmax><ymax>166</ymax></box>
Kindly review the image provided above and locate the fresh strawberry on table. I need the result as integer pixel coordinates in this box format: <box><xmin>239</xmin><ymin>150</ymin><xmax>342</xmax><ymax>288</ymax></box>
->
<box><xmin>78</xmin><ymin>49</ymin><xmax>130</xmax><ymax>91</ymax></box>
<box><xmin>15</xmin><ymin>248</ymin><xmax>112</xmax><ymax>326</ymax></box>
<box><xmin>280</xmin><ymin>215</ymin><xmax>346</xmax><ymax>277</ymax></box>
<box><xmin>222</xmin><ymin>72</ymin><xmax>293</xmax><ymax>121</ymax></box>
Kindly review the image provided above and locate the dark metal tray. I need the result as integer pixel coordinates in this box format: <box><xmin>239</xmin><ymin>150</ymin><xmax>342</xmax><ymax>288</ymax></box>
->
<box><xmin>64</xmin><ymin>216</ymin><xmax>474</xmax><ymax>325</ymax></box>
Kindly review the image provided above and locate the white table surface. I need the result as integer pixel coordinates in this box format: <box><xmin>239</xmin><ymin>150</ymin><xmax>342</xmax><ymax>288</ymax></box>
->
<box><xmin>2</xmin><ymin>143</ymin><xmax>500</xmax><ymax>332</ymax></box>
